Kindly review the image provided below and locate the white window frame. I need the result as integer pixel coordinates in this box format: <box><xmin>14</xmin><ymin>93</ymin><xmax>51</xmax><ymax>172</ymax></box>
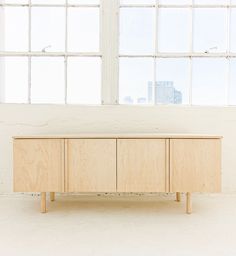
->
<box><xmin>118</xmin><ymin>0</ymin><xmax>236</xmax><ymax>106</ymax></box>
<box><xmin>101</xmin><ymin>0</ymin><xmax>119</xmax><ymax>104</ymax></box>
<box><xmin>0</xmin><ymin>0</ymin><xmax>236</xmax><ymax>105</ymax></box>
<box><xmin>0</xmin><ymin>0</ymin><xmax>103</xmax><ymax>104</ymax></box>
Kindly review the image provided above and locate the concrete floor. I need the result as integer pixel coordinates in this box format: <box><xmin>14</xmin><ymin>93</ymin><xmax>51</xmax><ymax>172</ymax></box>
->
<box><xmin>0</xmin><ymin>193</ymin><xmax>236</xmax><ymax>256</ymax></box>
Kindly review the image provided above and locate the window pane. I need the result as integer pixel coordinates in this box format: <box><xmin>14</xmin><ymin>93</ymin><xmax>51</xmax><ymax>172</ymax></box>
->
<box><xmin>68</xmin><ymin>7</ymin><xmax>99</xmax><ymax>52</ymax></box>
<box><xmin>230</xmin><ymin>9</ymin><xmax>236</xmax><ymax>52</ymax></box>
<box><xmin>229</xmin><ymin>59</ymin><xmax>236</xmax><ymax>105</ymax></box>
<box><xmin>192</xmin><ymin>58</ymin><xmax>227</xmax><ymax>105</ymax></box>
<box><xmin>120</xmin><ymin>0</ymin><xmax>155</xmax><ymax>4</ymax></box>
<box><xmin>67</xmin><ymin>57</ymin><xmax>101</xmax><ymax>104</ymax></box>
<box><xmin>0</xmin><ymin>7</ymin><xmax>3</xmax><ymax>52</ymax></box>
<box><xmin>4</xmin><ymin>0</ymin><xmax>28</xmax><ymax>3</ymax></box>
<box><xmin>193</xmin><ymin>9</ymin><xmax>227</xmax><ymax>53</ymax></box>
<box><xmin>31</xmin><ymin>57</ymin><xmax>65</xmax><ymax>104</ymax></box>
<box><xmin>158</xmin><ymin>8</ymin><xmax>190</xmax><ymax>52</ymax></box>
<box><xmin>32</xmin><ymin>0</ymin><xmax>65</xmax><ymax>3</ymax></box>
<box><xmin>119</xmin><ymin>58</ymin><xmax>154</xmax><ymax>104</ymax></box>
<box><xmin>159</xmin><ymin>0</ymin><xmax>191</xmax><ymax>4</ymax></box>
<box><xmin>1</xmin><ymin>7</ymin><xmax>28</xmax><ymax>52</ymax></box>
<box><xmin>0</xmin><ymin>57</ymin><xmax>28</xmax><ymax>103</ymax></box>
<box><xmin>31</xmin><ymin>7</ymin><xmax>65</xmax><ymax>52</ymax></box>
<box><xmin>194</xmin><ymin>0</ymin><xmax>228</xmax><ymax>4</ymax></box>
<box><xmin>120</xmin><ymin>8</ymin><xmax>155</xmax><ymax>54</ymax></box>
<box><xmin>68</xmin><ymin>0</ymin><xmax>99</xmax><ymax>3</ymax></box>
<box><xmin>156</xmin><ymin>59</ymin><xmax>190</xmax><ymax>104</ymax></box>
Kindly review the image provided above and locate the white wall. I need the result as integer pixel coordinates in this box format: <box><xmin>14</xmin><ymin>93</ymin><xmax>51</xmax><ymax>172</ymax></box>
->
<box><xmin>0</xmin><ymin>104</ymin><xmax>235</xmax><ymax>193</ymax></box>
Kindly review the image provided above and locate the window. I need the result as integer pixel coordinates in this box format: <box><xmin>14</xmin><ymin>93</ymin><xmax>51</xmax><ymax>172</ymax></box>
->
<box><xmin>67</xmin><ymin>57</ymin><xmax>101</xmax><ymax>104</ymax></box>
<box><xmin>0</xmin><ymin>57</ymin><xmax>28</xmax><ymax>103</ymax></box>
<box><xmin>119</xmin><ymin>0</ymin><xmax>236</xmax><ymax>106</ymax></box>
<box><xmin>120</xmin><ymin>8</ymin><xmax>155</xmax><ymax>55</ymax></box>
<box><xmin>119</xmin><ymin>58</ymin><xmax>154</xmax><ymax>104</ymax></box>
<box><xmin>193</xmin><ymin>8</ymin><xmax>227</xmax><ymax>53</ymax></box>
<box><xmin>0</xmin><ymin>0</ymin><xmax>236</xmax><ymax>106</ymax></box>
<box><xmin>192</xmin><ymin>58</ymin><xmax>228</xmax><ymax>105</ymax></box>
<box><xmin>0</xmin><ymin>0</ymin><xmax>100</xmax><ymax>104</ymax></box>
<box><xmin>158</xmin><ymin>8</ymin><xmax>191</xmax><ymax>53</ymax></box>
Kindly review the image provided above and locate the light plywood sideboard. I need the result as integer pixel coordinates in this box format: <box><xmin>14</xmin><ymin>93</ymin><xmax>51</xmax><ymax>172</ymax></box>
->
<box><xmin>13</xmin><ymin>134</ymin><xmax>222</xmax><ymax>214</ymax></box>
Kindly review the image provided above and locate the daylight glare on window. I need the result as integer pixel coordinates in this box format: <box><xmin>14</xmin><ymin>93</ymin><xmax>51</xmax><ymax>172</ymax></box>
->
<box><xmin>119</xmin><ymin>0</ymin><xmax>236</xmax><ymax>106</ymax></box>
<box><xmin>0</xmin><ymin>0</ymin><xmax>236</xmax><ymax>106</ymax></box>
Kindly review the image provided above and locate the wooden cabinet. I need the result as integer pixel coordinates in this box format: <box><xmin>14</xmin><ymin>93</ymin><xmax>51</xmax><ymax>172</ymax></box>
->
<box><xmin>117</xmin><ymin>139</ymin><xmax>167</xmax><ymax>192</ymax></box>
<box><xmin>66</xmin><ymin>139</ymin><xmax>116</xmax><ymax>192</ymax></box>
<box><xmin>13</xmin><ymin>134</ymin><xmax>222</xmax><ymax>213</ymax></box>
<box><xmin>170</xmin><ymin>139</ymin><xmax>221</xmax><ymax>193</ymax></box>
<box><xmin>14</xmin><ymin>139</ymin><xmax>64</xmax><ymax>192</ymax></box>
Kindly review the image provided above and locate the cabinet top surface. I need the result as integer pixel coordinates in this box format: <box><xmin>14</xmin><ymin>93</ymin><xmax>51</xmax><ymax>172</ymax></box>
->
<box><xmin>13</xmin><ymin>133</ymin><xmax>223</xmax><ymax>139</ymax></box>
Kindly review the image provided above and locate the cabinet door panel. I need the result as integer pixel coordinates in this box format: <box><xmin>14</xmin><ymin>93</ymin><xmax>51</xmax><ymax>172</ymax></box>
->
<box><xmin>117</xmin><ymin>139</ymin><xmax>167</xmax><ymax>192</ymax></box>
<box><xmin>66</xmin><ymin>139</ymin><xmax>116</xmax><ymax>192</ymax></box>
<box><xmin>170</xmin><ymin>139</ymin><xmax>221</xmax><ymax>192</ymax></box>
<box><xmin>14</xmin><ymin>139</ymin><xmax>64</xmax><ymax>192</ymax></box>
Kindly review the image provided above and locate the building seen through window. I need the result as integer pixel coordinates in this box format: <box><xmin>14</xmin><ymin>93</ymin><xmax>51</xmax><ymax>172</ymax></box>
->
<box><xmin>123</xmin><ymin>81</ymin><xmax>182</xmax><ymax>105</ymax></box>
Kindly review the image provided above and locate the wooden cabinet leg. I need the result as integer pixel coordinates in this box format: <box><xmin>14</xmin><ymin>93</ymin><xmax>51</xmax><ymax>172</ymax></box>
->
<box><xmin>176</xmin><ymin>192</ymin><xmax>181</xmax><ymax>202</ymax></box>
<box><xmin>50</xmin><ymin>192</ymin><xmax>55</xmax><ymax>202</ymax></box>
<box><xmin>41</xmin><ymin>192</ymin><xmax>47</xmax><ymax>213</ymax></box>
<box><xmin>186</xmin><ymin>192</ymin><xmax>192</xmax><ymax>214</ymax></box>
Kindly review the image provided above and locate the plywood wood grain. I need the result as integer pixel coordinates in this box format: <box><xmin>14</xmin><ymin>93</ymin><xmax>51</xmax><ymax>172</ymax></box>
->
<box><xmin>66</xmin><ymin>139</ymin><xmax>116</xmax><ymax>192</ymax></box>
<box><xmin>170</xmin><ymin>139</ymin><xmax>221</xmax><ymax>192</ymax></box>
<box><xmin>14</xmin><ymin>139</ymin><xmax>64</xmax><ymax>192</ymax></box>
<box><xmin>117</xmin><ymin>139</ymin><xmax>167</xmax><ymax>192</ymax></box>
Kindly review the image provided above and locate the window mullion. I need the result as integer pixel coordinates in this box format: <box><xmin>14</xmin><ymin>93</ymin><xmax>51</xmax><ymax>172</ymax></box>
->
<box><xmin>226</xmin><ymin>0</ymin><xmax>232</xmax><ymax>105</ymax></box>
<box><xmin>189</xmin><ymin>0</ymin><xmax>194</xmax><ymax>105</ymax></box>
<box><xmin>0</xmin><ymin>3</ymin><xmax>5</xmax><ymax>103</ymax></box>
<box><xmin>100</xmin><ymin>0</ymin><xmax>119</xmax><ymax>105</ymax></box>
<box><xmin>28</xmin><ymin>0</ymin><xmax>32</xmax><ymax>104</ymax></box>
<box><xmin>65</xmin><ymin>0</ymin><xmax>68</xmax><ymax>104</ymax></box>
<box><xmin>154</xmin><ymin>0</ymin><xmax>158</xmax><ymax>105</ymax></box>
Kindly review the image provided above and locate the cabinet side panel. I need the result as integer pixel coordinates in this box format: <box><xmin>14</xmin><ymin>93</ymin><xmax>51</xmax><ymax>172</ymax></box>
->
<box><xmin>67</xmin><ymin>139</ymin><xmax>116</xmax><ymax>192</ymax></box>
<box><xmin>117</xmin><ymin>139</ymin><xmax>166</xmax><ymax>192</ymax></box>
<box><xmin>170</xmin><ymin>139</ymin><xmax>221</xmax><ymax>193</ymax></box>
<box><xmin>13</xmin><ymin>139</ymin><xmax>64</xmax><ymax>192</ymax></box>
